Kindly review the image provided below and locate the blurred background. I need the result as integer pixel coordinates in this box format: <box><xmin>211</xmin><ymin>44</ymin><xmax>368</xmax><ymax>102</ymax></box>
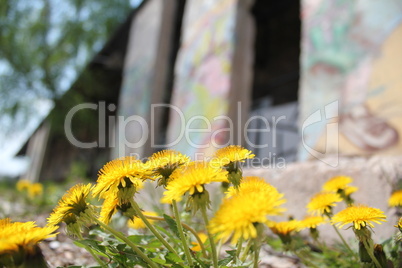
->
<box><xmin>1</xmin><ymin>0</ymin><xmax>402</xmax><ymax>183</ymax></box>
<box><xmin>0</xmin><ymin>0</ymin><xmax>143</xmax><ymax>178</ymax></box>
<box><xmin>1</xmin><ymin>2</ymin><xmax>402</xmax><ymax>261</ymax></box>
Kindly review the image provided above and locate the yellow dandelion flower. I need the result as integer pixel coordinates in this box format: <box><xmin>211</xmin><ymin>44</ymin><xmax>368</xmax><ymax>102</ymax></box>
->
<box><xmin>298</xmin><ymin>215</ymin><xmax>326</xmax><ymax>230</ymax></box>
<box><xmin>16</xmin><ymin>179</ymin><xmax>31</xmax><ymax>192</ymax></box>
<box><xmin>395</xmin><ymin>217</ymin><xmax>402</xmax><ymax>241</ymax></box>
<box><xmin>92</xmin><ymin>156</ymin><xmax>147</xmax><ymax>199</ymax></box>
<box><xmin>191</xmin><ymin>233</ymin><xmax>208</xmax><ymax>251</ymax></box>
<box><xmin>28</xmin><ymin>183</ymin><xmax>43</xmax><ymax>199</ymax></box>
<box><xmin>128</xmin><ymin>211</ymin><xmax>158</xmax><ymax>229</ymax></box>
<box><xmin>331</xmin><ymin>204</ymin><xmax>387</xmax><ymax>230</ymax></box>
<box><xmin>99</xmin><ymin>196</ymin><xmax>119</xmax><ymax>224</ymax></box>
<box><xmin>269</xmin><ymin>220</ymin><xmax>300</xmax><ymax>236</ymax></box>
<box><xmin>209</xmin><ymin>188</ymin><xmax>286</xmax><ymax>244</ymax></box>
<box><xmin>161</xmin><ymin>162</ymin><xmax>228</xmax><ymax>204</ymax></box>
<box><xmin>344</xmin><ymin>186</ymin><xmax>358</xmax><ymax>196</ymax></box>
<box><xmin>47</xmin><ymin>183</ymin><xmax>94</xmax><ymax>227</ymax></box>
<box><xmin>211</xmin><ymin>145</ymin><xmax>255</xmax><ymax>167</ymax></box>
<box><xmin>307</xmin><ymin>192</ymin><xmax>342</xmax><ymax>216</ymax></box>
<box><xmin>323</xmin><ymin>176</ymin><xmax>353</xmax><ymax>192</ymax></box>
<box><xmin>225</xmin><ymin>176</ymin><xmax>283</xmax><ymax>199</ymax></box>
<box><xmin>395</xmin><ymin>217</ymin><xmax>402</xmax><ymax>230</ymax></box>
<box><xmin>0</xmin><ymin>218</ymin><xmax>57</xmax><ymax>255</ymax></box>
<box><xmin>388</xmin><ymin>190</ymin><xmax>402</xmax><ymax>207</ymax></box>
<box><xmin>146</xmin><ymin>150</ymin><xmax>190</xmax><ymax>186</ymax></box>
<box><xmin>0</xmin><ymin>218</ymin><xmax>12</xmax><ymax>226</ymax></box>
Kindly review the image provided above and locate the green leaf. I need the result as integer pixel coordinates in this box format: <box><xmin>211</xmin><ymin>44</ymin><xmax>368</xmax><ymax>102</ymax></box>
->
<box><xmin>73</xmin><ymin>240</ymin><xmax>109</xmax><ymax>258</ymax></box>
<box><xmin>218</xmin><ymin>257</ymin><xmax>232</xmax><ymax>266</ymax></box>
<box><xmin>225</xmin><ymin>249</ymin><xmax>237</xmax><ymax>257</ymax></box>
<box><xmin>151</xmin><ymin>257</ymin><xmax>166</xmax><ymax>264</ymax></box>
<box><xmin>191</xmin><ymin>253</ymin><xmax>209</xmax><ymax>268</ymax></box>
<box><xmin>166</xmin><ymin>252</ymin><xmax>184</xmax><ymax>264</ymax></box>
<box><xmin>127</xmin><ymin>234</ymin><xmax>155</xmax><ymax>244</ymax></box>
<box><xmin>89</xmin><ymin>228</ymin><xmax>114</xmax><ymax>240</ymax></box>
<box><xmin>127</xmin><ymin>235</ymin><xmax>143</xmax><ymax>244</ymax></box>
<box><xmin>163</xmin><ymin>213</ymin><xmax>180</xmax><ymax>238</ymax></box>
<box><xmin>154</xmin><ymin>224</ymin><xmax>182</xmax><ymax>248</ymax></box>
<box><xmin>142</xmin><ymin>240</ymin><xmax>163</xmax><ymax>253</ymax></box>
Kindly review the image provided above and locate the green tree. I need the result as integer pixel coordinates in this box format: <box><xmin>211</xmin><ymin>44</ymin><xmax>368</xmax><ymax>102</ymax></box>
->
<box><xmin>0</xmin><ymin>0</ymin><xmax>136</xmax><ymax>127</ymax></box>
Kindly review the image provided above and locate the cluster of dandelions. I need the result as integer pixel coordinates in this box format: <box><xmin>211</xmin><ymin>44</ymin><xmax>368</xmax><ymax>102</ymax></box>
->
<box><xmin>43</xmin><ymin>145</ymin><xmax>286</xmax><ymax>268</ymax></box>
<box><xmin>277</xmin><ymin>175</ymin><xmax>402</xmax><ymax>268</ymax></box>
<box><xmin>16</xmin><ymin>179</ymin><xmax>43</xmax><ymax>200</ymax></box>
<box><xmin>1</xmin><ymin>146</ymin><xmax>402</xmax><ymax>268</ymax></box>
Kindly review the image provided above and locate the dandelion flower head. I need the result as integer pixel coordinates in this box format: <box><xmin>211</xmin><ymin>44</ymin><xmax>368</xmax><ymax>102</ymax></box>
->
<box><xmin>388</xmin><ymin>190</ymin><xmax>402</xmax><ymax>207</ymax></box>
<box><xmin>209</xmin><ymin>184</ymin><xmax>286</xmax><ymax>244</ymax></box>
<box><xmin>323</xmin><ymin>176</ymin><xmax>353</xmax><ymax>192</ymax></box>
<box><xmin>225</xmin><ymin>176</ymin><xmax>284</xmax><ymax>199</ymax></box>
<box><xmin>0</xmin><ymin>218</ymin><xmax>57</xmax><ymax>255</ymax></box>
<box><xmin>307</xmin><ymin>192</ymin><xmax>342</xmax><ymax>216</ymax></box>
<box><xmin>191</xmin><ymin>232</ymin><xmax>208</xmax><ymax>252</ymax></box>
<box><xmin>93</xmin><ymin>156</ymin><xmax>148</xmax><ymax>199</ymax></box>
<box><xmin>146</xmin><ymin>150</ymin><xmax>190</xmax><ymax>185</ymax></box>
<box><xmin>211</xmin><ymin>145</ymin><xmax>255</xmax><ymax>167</ymax></box>
<box><xmin>99</xmin><ymin>196</ymin><xmax>120</xmax><ymax>224</ymax></box>
<box><xmin>344</xmin><ymin>185</ymin><xmax>358</xmax><ymax>196</ymax></box>
<box><xmin>47</xmin><ymin>183</ymin><xmax>94</xmax><ymax>227</ymax></box>
<box><xmin>394</xmin><ymin>217</ymin><xmax>402</xmax><ymax>237</ymax></box>
<box><xmin>331</xmin><ymin>204</ymin><xmax>386</xmax><ymax>230</ymax></box>
<box><xmin>16</xmin><ymin>179</ymin><xmax>31</xmax><ymax>192</ymax></box>
<box><xmin>28</xmin><ymin>182</ymin><xmax>43</xmax><ymax>199</ymax></box>
<box><xmin>395</xmin><ymin>217</ymin><xmax>402</xmax><ymax>230</ymax></box>
<box><xmin>269</xmin><ymin>220</ymin><xmax>300</xmax><ymax>236</ymax></box>
<box><xmin>161</xmin><ymin>162</ymin><xmax>228</xmax><ymax>204</ymax></box>
<box><xmin>298</xmin><ymin>215</ymin><xmax>326</xmax><ymax>230</ymax></box>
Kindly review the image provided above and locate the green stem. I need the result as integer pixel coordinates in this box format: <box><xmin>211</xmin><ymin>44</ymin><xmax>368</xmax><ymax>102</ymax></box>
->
<box><xmin>331</xmin><ymin>224</ymin><xmax>356</xmax><ymax>257</ymax></box>
<box><xmin>253</xmin><ymin>238</ymin><xmax>260</xmax><ymax>268</ymax></box>
<box><xmin>235</xmin><ymin>236</ymin><xmax>243</xmax><ymax>261</ymax></box>
<box><xmin>145</xmin><ymin>214</ymin><xmax>208</xmax><ymax>258</ymax></box>
<box><xmin>240</xmin><ymin>239</ymin><xmax>253</xmax><ymax>262</ymax></box>
<box><xmin>172</xmin><ymin>200</ymin><xmax>194</xmax><ymax>266</ymax></box>
<box><xmin>200</xmin><ymin>205</ymin><xmax>218</xmax><ymax>268</ymax></box>
<box><xmin>131</xmin><ymin>201</ymin><xmax>179</xmax><ymax>257</ymax></box>
<box><xmin>216</xmin><ymin>239</ymin><xmax>223</xmax><ymax>261</ymax></box>
<box><xmin>94</xmin><ymin>218</ymin><xmax>158</xmax><ymax>268</ymax></box>
<box><xmin>362</xmin><ymin>239</ymin><xmax>382</xmax><ymax>268</ymax></box>
<box><xmin>87</xmin><ymin>247</ymin><xmax>107</xmax><ymax>268</ymax></box>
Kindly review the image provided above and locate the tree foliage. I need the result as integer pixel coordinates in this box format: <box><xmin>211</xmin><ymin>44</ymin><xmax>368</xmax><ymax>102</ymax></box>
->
<box><xmin>0</xmin><ymin>0</ymin><xmax>135</xmax><ymax>120</ymax></box>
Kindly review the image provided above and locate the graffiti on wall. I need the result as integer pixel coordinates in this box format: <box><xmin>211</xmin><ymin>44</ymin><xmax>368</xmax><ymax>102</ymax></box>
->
<box><xmin>166</xmin><ymin>0</ymin><xmax>236</xmax><ymax>157</ymax></box>
<box><xmin>299</xmin><ymin>0</ymin><xmax>402</xmax><ymax>159</ymax></box>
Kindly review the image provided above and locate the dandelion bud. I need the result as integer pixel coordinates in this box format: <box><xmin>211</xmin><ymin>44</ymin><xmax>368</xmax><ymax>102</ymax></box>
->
<box><xmin>186</xmin><ymin>188</ymin><xmax>211</xmax><ymax>214</ymax></box>
<box><xmin>228</xmin><ymin>169</ymin><xmax>242</xmax><ymax>189</ymax></box>
<box><xmin>373</xmin><ymin>244</ymin><xmax>388</xmax><ymax>268</ymax></box>
<box><xmin>358</xmin><ymin>241</ymin><xmax>372</xmax><ymax>263</ymax></box>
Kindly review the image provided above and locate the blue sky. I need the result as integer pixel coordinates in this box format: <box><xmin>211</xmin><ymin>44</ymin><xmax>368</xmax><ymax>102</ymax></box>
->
<box><xmin>0</xmin><ymin>99</ymin><xmax>53</xmax><ymax>177</ymax></box>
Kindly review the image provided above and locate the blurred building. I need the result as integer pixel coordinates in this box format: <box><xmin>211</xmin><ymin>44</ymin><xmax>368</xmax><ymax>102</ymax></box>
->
<box><xmin>17</xmin><ymin>0</ymin><xmax>402</xmax><ymax>181</ymax></box>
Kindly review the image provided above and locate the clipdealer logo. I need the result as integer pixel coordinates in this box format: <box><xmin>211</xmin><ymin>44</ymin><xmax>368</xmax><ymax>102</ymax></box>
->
<box><xmin>64</xmin><ymin>101</ymin><xmax>339</xmax><ymax>167</ymax></box>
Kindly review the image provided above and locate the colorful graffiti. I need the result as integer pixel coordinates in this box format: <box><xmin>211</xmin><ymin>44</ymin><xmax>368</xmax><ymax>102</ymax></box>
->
<box><xmin>299</xmin><ymin>0</ymin><xmax>402</xmax><ymax>159</ymax></box>
<box><xmin>166</xmin><ymin>0</ymin><xmax>237</xmax><ymax>157</ymax></box>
